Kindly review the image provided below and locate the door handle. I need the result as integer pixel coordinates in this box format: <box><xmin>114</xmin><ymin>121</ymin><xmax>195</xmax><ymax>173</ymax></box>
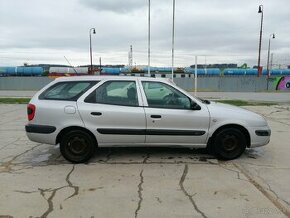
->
<box><xmin>91</xmin><ymin>112</ymin><xmax>102</xmax><ymax>116</ymax></box>
<box><xmin>151</xmin><ymin>115</ymin><xmax>161</xmax><ymax>119</ymax></box>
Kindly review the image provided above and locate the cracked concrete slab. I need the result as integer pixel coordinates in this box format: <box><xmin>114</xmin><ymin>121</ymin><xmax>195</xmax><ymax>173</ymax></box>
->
<box><xmin>0</xmin><ymin>104</ymin><xmax>290</xmax><ymax>218</ymax></box>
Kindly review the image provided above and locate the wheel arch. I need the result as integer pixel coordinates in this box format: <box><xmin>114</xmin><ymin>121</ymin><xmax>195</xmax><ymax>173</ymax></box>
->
<box><xmin>207</xmin><ymin>124</ymin><xmax>251</xmax><ymax>148</ymax></box>
<box><xmin>56</xmin><ymin>126</ymin><xmax>98</xmax><ymax>146</ymax></box>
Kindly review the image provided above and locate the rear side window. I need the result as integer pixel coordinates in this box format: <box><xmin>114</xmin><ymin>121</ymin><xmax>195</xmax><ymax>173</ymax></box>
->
<box><xmin>84</xmin><ymin>81</ymin><xmax>138</xmax><ymax>106</ymax></box>
<box><xmin>39</xmin><ymin>81</ymin><xmax>98</xmax><ymax>101</ymax></box>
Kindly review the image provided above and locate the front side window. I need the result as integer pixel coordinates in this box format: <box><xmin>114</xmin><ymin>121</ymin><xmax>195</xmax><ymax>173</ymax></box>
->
<box><xmin>85</xmin><ymin>81</ymin><xmax>138</xmax><ymax>106</ymax></box>
<box><xmin>39</xmin><ymin>81</ymin><xmax>97</xmax><ymax>101</ymax></box>
<box><xmin>142</xmin><ymin>81</ymin><xmax>191</xmax><ymax>109</ymax></box>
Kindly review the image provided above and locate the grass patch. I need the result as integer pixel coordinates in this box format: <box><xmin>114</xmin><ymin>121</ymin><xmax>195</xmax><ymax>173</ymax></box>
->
<box><xmin>215</xmin><ymin>99</ymin><xmax>276</xmax><ymax>106</ymax></box>
<box><xmin>0</xmin><ymin>97</ymin><xmax>31</xmax><ymax>104</ymax></box>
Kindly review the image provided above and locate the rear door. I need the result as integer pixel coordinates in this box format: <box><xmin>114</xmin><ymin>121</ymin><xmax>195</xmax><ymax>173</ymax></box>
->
<box><xmin>33</xmin><ymin>80</ymin><xmax>97</xmax><ymax>128</ymax></box>
<box><xmin>140</xmin><ymin>80</ymin><xmax>210</xmax><ymax>146</ymax></box>
<box><xmin>77</xmin><ymin>79</ymin><xmax>146</xmax><ymax>145</ymax></box>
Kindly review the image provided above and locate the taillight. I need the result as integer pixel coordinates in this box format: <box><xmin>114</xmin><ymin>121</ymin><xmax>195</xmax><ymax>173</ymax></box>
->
<box><xmin>27</xmin><ymin>104</ymin><xmax>36</xmax><ymax>121</ymax></box>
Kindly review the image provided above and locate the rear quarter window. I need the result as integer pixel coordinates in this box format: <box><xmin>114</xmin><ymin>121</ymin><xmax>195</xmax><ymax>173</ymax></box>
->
<box><xmin>39</xmin><ymin>81</ymin><xmax>98</xmax><ymax>101</ymax></box>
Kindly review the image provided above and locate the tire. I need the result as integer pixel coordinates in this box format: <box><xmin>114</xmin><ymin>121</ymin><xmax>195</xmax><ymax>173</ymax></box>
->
<box><xmin>212</xmin><ymin>128</ymin><xmax>246</xmax><ymax>160</ymax></box>
<box><xmin>60</xmin><ymin>130</ymin><xmax>96</xmax><ymax>163</ymax></box>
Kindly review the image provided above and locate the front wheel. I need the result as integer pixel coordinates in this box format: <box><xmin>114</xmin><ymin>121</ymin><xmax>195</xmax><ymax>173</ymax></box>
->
<box><xmin>60</xmin><ymin>130</ymin><xmax>96</xmax><ymax>163</ymax></box>
<box><xmin>212</xmin><ymin>128</ymin><xmax>246</xmax><ymax>160</ymax></box>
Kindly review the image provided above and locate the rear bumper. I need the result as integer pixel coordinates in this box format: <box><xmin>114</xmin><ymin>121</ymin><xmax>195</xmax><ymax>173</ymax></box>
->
<box><xmin>25</xmin><ymin>124</ymin><xmax>56</xmax><ymax>134</ymax></box>
<box><xmin>25</xmin><ymin>124</ymin><xmax>57</xmax><ymax>145</ymax></box>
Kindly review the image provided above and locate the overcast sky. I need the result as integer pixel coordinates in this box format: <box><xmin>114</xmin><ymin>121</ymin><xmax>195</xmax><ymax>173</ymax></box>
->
<box><xmin>0</xmin><ymin>0</ymin><xmax>289</xmax><ymax>67</ymax></box>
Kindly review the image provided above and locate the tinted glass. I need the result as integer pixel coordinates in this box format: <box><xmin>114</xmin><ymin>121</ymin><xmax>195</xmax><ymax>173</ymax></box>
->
<box><xmin>85</xmin><ymin>81</ymin><xmax>138</xmax><ymax>106</ymax></box>
<box><xmin>142</xmin><ymin>81</ymin><xmax>191</xmax><ymax>109</ymax></box>
<box><xmin>39</xmin><ymin>81</ymin><xmax>97</xmax><ymax>101</ymax></box>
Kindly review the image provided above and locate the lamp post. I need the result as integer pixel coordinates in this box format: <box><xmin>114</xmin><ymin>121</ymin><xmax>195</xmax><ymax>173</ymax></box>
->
<box><xmin>257</xmin><ymin>5</ymin><xmax>263</xmax><ymax>77</ymax></box>
<box><xmin>148</xmin><ymin>0</ymin><xmax>151</xmax><ymax>77</ymax></box>
<box><xmin>266</xmin><ymin>33</ymin><xmax>275</xmax><ymax>78</ymax></box>
<box><xmin>171</xmin><ymin>0</ymin><xmax>176</xmax><ymax>80</ymax></box>
<box><xmin>89</xmin><ymin>28</ymin><xmax>96</xmax><ymax>75</ymax></box>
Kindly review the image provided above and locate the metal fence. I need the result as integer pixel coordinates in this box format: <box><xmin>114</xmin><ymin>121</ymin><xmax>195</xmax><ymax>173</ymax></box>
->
<box><xmin>0</xmin><ymin>77</ymin><xmax>53</xmax><ymax>90</ymax></box>
<box><xmin>0</xmin><ymin>76</ymin><xmax>278</xmax><ymax>92</ymax></box>
<box><xmin>174</xmin><ymin>76</ymin><xmax>271</xmax><ymax>92</ymax></box>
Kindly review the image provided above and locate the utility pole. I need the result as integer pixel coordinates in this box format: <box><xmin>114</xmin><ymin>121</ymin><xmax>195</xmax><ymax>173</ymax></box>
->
<box><xmin>128</xmin><ymin>45</ymin><xmax>133</xmax><ymax>70</ymax></box>
<box><xmin>99</xmin><ymin>57</ymin><xmax>102</xmax><ymax>75</ymax></box>
<box><xmin>171</xmin><ymin>0</ymin><xmax>176</xmax><ymax>80</ymax></box>
<box><xmin>195</xmin><ymin>56</ymin><xmax>197</xmax><ymax>96</ymax></box>
<box><xmin>266</xmin><ymin>34</ymin><xmax>275</xmax><ymax>78</ymax></box>
<box><xmin>148</xmin><ymin>0</ymin><xmax>151</xmax><ymax>77</ymax></box>
<box><xmin>257</xmin><ymin>5</ymin><xmax>263</xmax><ymax>77</ymax></box>
<box><xmin>89</xmin><ymin>28</ymin><xmax>96</xmax><ymax>75</ymax></box>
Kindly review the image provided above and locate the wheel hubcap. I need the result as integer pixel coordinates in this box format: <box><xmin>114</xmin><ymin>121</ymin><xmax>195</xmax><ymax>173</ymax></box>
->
<box><xmin>68</xmin><ymin>136</ymin><xmax>88</xmax><ymax>155</ymax></box>
<box><xmin>222</xmin><ymin>134</ymin><xmax>238</xmax><ymax>151</ymax></box>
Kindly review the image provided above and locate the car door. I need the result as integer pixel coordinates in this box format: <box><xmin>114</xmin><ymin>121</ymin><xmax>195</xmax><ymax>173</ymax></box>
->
<box><xmin>77</xmin><ymin>79</ymin><xmax>146</xmax><ymax>145</ymax></box>
<box><xmin>140</xmin><ymin>80</ymin><xmax>210</xmax><ymax>146</ymax></box>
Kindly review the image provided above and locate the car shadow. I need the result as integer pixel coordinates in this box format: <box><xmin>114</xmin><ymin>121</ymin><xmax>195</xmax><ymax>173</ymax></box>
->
<box><xmin>89</xmin><ymin>147</ymin><xmax>216</xmax><ymax>164</ymax></box>
<box><xmin>27</xmin><ymin>145</ymin><xmax>264</xmax><ymax>166</ymax></box>
<box><xmin>31</xmin><ymin>146</ymin><xmax>216</xmax><ymax>165</ymax></box>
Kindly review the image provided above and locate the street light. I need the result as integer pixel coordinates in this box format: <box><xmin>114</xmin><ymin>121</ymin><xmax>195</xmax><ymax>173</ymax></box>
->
<box><xmin>171</xmin><ymin>0</ymin><xmax>176</xmax><ymax>80</ymax></box>
<box><xmin>257</xmin><ymin>5</ymin><xmax>263</xmax><ymax>77</ymax></box>
<box><xmin>148</xmin><ymin>0</ymin><xmax>151</xmax><ymax>77</ymax></box>
<box><xmin>266</xmin><ymin>33</ymin><xmax>275</xmax><ymax>77</ymax></box>
<box><xmin>89</xmin><ymin>28</ymin><xmax>96</xmax><ymax>75</ymax></box>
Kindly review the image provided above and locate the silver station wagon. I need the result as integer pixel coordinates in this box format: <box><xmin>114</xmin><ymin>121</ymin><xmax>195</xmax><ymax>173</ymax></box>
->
<box><xmin>25</xmin><ymin>76</ymin><xmax>271</xmax><ymax>163</ymax></box>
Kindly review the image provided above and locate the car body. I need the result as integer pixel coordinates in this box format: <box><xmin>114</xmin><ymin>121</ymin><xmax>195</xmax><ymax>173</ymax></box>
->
<box><xmin>25</xmin><ymin>76</ymin><xmax>271</xmax><ymax>163</ymax></box>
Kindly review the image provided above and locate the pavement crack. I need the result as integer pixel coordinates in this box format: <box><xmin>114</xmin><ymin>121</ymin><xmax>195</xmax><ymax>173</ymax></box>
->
<box><xmin>261</xmin><ymin>114</ymin><xmax>290</xmax><ymax>127</ymax></box>
<box><xmin>155</xmin><ymin>197</ymin><xmax>162</xmax><ymax>203</ymax></box>
<box><xmin>238</xmin><ymin>161</ymin><xmax>277</xmax><ymax>168</ymax></box>
<box><xmin>37</xmin><ymin>165</ymin><xmax>79</xmax><ymax>216</ymax></box>
<box><xmin>134</xmin><ymin>169</ymin><xmax>144</xmax><ymax>218</ymax></box>
<box><xmin>273</xmin><ymin>106</ymin><xmax>290</xmax><ymax>111</ymax></box>
<box><xmin>179</xmin><ymin>164</ymin><xmax>207</xmax><ymax>218</ymax></box>
<box><xmin>0</xmin><ymin>144</ymin><xmax>42</xmax><ymax>173</ymax></box>
<box><xmin>218</xmin><ymin>162</ymin><xmax>248</xmax><ymax>182</ymax></box>
<box><xmin>101</xmin><ymin>148</ymin><xmax>113</xmax><ymax>163</ymax></box>
<box><xmin>38</xmin><ymin>188</ymin><xmax>57</xmax><ymax>218</ymax></box>
<box><xmin>14</xmin><ymin>190</ymin><xmax>39</xmax><ymax>194</ymax></box>
<box><xmin>255</xmin><ymin>168</ymin><xmax>290</xmax><ymax>209</ymax></box>
<box><xmin>142</xmin><ymin>153</ymin><xmax>150</xmax><ymax>163</ymax></box>
<box><xmin>65</xmin><ymin>165</ymin><xmax>79</xmax><ymax>200</ymax></box>
<box><xmin>233</xmin><ymin>163</ymin><xmax>290</xmax><ymax>217</ymax></box>
<box><xmin>268</xmin><ymin>110</ymin><xmax>283</xmax><ymax>115</ymax></box>
<box><xmin>0</xmin><ymin>137</ymin><xmax>22</xmax><ymax>151</ymax></box>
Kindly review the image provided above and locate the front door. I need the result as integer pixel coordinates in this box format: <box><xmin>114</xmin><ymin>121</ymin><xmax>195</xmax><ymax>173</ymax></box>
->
<box><xmin>141</xmin><ymin>81</ymin><xmax>209</xmax><ymax>146</ymax></box>
<box><xmin>77</xmin><ymin>80</ymin><xmax>146</xmax><ymax>145</ymax></box>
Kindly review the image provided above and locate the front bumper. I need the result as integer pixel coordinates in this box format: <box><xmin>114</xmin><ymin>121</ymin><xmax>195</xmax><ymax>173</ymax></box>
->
<box><xmin>248</xmin><ymin>126</ymin><xmax>271</xmax><ymax>148</ymax></box>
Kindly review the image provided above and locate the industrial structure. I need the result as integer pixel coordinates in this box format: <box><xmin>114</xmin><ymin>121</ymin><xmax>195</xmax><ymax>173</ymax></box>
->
<box><xmin>1</xmin><ymin>65</ymin><xmax>290</xmax><ymax>77</ymax></box>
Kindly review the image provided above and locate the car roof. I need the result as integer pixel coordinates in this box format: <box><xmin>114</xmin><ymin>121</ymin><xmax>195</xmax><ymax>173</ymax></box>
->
<box><xmin>55</xmin><ymin>75</ymin><xmax>173</xmax><ymax>83</ymax></box>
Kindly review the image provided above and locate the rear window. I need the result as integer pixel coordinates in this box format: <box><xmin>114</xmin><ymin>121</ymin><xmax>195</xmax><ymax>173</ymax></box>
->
<box><xmin>39</xmin><ymin>81</ymin><xmax>98</xmax><ymax>101</ymax></box>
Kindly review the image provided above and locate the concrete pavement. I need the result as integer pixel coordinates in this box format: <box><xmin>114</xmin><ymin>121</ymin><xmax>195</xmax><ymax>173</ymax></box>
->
<box><xmin>0</xmin><ymin>104</ymin><xmax>290</xmax><ymax>217</ymax></box>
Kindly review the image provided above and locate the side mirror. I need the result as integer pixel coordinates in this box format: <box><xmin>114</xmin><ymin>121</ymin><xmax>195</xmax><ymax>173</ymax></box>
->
<box><xmin>191</xmin><ymin>101</ymin><xmax>201</xmax><ymax>110</ymax></box>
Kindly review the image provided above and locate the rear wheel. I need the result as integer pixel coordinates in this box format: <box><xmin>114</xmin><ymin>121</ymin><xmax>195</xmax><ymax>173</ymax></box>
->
<box><xmin>60</xmin><ymin>130</ymin><xmax>96</xmax><ymax>163</ymax></box>
<box><xmin>212</xmin><ymin>128</ymin><xmax>246</xmax><ymax>160</ymax></box>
